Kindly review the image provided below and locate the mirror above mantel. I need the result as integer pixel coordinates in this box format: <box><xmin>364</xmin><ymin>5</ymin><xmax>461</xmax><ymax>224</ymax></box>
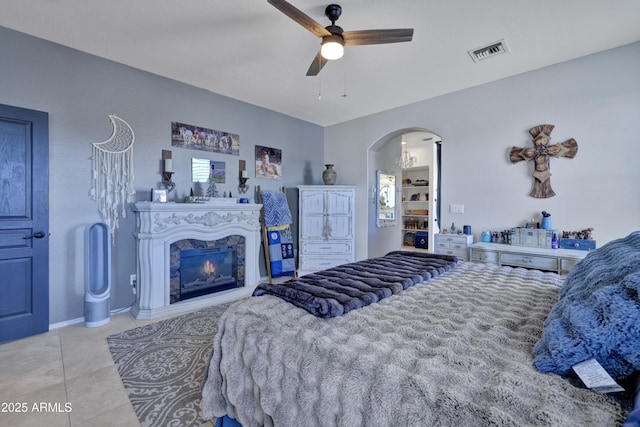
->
<box><xmin>192</xmin><ymin>158</ymin><xmax>213</xmax><ymax>182</ymax></box>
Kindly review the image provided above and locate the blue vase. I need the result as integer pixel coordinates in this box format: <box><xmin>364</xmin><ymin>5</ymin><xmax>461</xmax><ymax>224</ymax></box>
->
<box><xmin>542</xmin><ymin>217</ymin><xmax>552</xmax><ymax>230</ymax></box>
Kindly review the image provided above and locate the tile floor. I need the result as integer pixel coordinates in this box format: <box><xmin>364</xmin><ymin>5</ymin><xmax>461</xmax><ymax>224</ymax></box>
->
<box><xmin>0</xmin><ymin>310</ymin><xmax>217</xmax><ymax>427</ymax></box>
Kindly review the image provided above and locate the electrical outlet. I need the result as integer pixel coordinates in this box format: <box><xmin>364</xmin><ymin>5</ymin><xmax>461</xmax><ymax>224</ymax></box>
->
<box><xmin>450</xmin><ymin>204</ymin><xmax>465</xmax><ymax>214</ymax></box>
<box><xmin>130</xmin><ymin>274</ymin><xmax>137</xmax><ymax>295</ymax></box>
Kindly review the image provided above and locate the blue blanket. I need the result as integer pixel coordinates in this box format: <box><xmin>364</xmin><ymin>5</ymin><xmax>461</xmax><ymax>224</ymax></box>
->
<box><xmin>253</xmin><ymin>251</ymin><xmax>458</xmax><ymax>318</ymax></box>
<box><xmin>534</xmin><ymin>231</ymin><xmax>640</xmax><ymax>380</ymax></box>
<box><xmin>261</xmin><ymin>190</ymin><xmax>292</xmax><ymax>227</ymax></box>
<box><xmin>266</xmin><ymin>226</ymin><xmax>295</xmax><ymax>278</ymax></box>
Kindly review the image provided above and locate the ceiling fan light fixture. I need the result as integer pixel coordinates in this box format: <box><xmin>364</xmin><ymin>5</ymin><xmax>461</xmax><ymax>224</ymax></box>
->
<box><xmin>268</xmin><ymin>0</ymin><xmax>413</xmax><ymax>75</ymax></box>
<box><xmin>321</xmin><ymin>35</ymin><xmax>344</xmax><ymax>60</ymax></box>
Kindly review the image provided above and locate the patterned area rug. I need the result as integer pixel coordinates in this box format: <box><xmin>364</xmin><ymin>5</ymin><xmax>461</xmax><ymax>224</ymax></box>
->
<box><xmin>108</xmin><ymin>302</ymin><xmax>234</xmax><ymax>427</ymax></box>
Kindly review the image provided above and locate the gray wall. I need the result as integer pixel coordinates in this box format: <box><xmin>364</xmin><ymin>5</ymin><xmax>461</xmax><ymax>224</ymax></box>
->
<box><xmin>0</xmin><ymin>26</ymin><xmax>324</xmax><ymax>324</ymax></box>
<box><xmin>326</xmin><ymin>42</ymin><xmax>640</xmax><ymax>261</ymax></box>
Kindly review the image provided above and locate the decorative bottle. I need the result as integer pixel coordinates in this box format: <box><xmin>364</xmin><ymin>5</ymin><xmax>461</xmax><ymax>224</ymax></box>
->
<box><xmin>541</xmin><ymin>211</ymin><xmax>552</xmax><ymax>230</ymax></box>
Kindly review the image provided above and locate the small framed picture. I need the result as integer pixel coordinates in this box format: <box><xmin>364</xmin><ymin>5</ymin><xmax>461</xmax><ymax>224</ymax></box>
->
<box><xmin>153</xmin><ymin>189</ymin><xmax>168</xmax><ymax>203</ymax></box>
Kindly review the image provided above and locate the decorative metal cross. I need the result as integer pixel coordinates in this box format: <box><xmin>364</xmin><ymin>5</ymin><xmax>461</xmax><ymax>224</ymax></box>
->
<box><xmin>510</xmin><ymin>124</ymin><xmax>578</xmax><ymax>198</ymax></box>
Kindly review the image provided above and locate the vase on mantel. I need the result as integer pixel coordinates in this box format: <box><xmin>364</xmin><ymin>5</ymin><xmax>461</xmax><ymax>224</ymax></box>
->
<box><xmin>322</xmin><ymin>164</ymin><xmax>337</xmax><ymax>185</ymax></box>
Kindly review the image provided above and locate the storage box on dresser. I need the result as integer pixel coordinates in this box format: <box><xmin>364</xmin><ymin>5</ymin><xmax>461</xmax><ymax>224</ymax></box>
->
<box><xmin>297</xmin><ymin>185</ymin><xmax>356</xmax><ymax>276</ymax></box>
<box><xmin>434</xmin><ymin>233</ymin><xmax>473</xmax><ymax>261</ymax></box>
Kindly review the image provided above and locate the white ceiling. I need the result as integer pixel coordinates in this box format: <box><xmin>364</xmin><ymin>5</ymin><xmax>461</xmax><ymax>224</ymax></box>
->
<box><xmin>1</xmin><ymin>1</ymin><xmax>639</xmax><ymax>126</ymax></box>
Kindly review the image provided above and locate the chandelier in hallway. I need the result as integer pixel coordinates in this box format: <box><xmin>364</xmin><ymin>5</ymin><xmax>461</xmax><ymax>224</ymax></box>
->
<box><xmin>395</xmin><ymin>136</ymin><xmax>417</xmax><ymax>169</ymax></box>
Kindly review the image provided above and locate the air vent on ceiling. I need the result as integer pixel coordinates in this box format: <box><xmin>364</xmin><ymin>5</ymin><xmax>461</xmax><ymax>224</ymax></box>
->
<box><xmin>468</xmin><ymin>39</ymin><xmax>509</xmax><ymax>63</ymax></box>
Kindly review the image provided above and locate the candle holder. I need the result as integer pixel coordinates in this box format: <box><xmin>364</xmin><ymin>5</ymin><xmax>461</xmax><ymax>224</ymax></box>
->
<box><xmin>239</xmin><ymin>176</ymin><xmax>249</xmax><ymax>194</ymax></box>
<box><xmin>161</xmin><ymin>149</ymin><xmax>175</xmax><ymax>192</ymax></box>
<box><xmin>238</xmin><ymin>159</ymin><xmax>249</xmax><ymax>194</ymax></box>
<box><xmin>162</xmin><ymin>171</ymin><xmax>175</xmax><ymax>192</ymax></box>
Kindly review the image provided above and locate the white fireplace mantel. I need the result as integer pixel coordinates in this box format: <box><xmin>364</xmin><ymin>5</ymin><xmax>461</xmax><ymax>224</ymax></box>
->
<box><xmin>131</xmin><ymin>201</ymin><xmax>262</xmax><ymax>319</ymax></box>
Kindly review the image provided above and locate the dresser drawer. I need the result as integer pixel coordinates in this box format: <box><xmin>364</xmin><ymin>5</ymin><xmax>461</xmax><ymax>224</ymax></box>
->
<box><xmin>300</xmin><ymin>256</ymin><xmax>353</xmax><ymax>272</ymax></box>
<box><xmin>500</xmin><ymin>252</ymin><xmax>558</xmax><ymax>271</ymax></box>
<box><xmin>560</xmin><ymin>257</ymin><xmax>581</xmax><ymax>273</ymax></box>
<box><xmin>435</xmin><ymin>234</ymin><xmax>469</xmax><ymax>244</ymax></box>
<box><xmin>434</xmin><ymin>240</ymin><xmax>450</xmax><ymax>250</ymax></box>
<box><xmin>435</xmin><ymin>247</ymin><xmax>468</xmax><ymax>261</ymax></box>
<box><xmin>471</xmin><ymin>249</ymin><xmax>498</xmax><ymax>263</ymax></box>
<box><xmin>301</xmin><ymin>241</ymin><xmax>352</xmax><ymax>255</ymax></box>
<box><xmin>435</xmin><ymin>240</ymin><xmax>469</xmax><ymax>251</ymax></box>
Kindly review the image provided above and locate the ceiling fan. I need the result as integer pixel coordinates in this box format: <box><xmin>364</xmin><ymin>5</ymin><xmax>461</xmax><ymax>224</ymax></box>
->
<box><xmin>267</xmin><ymin>0</ymin><xmax>414</xmax><ymax>76</ymax></box>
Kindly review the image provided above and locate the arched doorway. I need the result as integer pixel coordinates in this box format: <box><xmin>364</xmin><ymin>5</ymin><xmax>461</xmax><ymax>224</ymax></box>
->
<box><xmin>367</xmin><ymin>129</ymin><xmax>442</xmax><ymax>258</ymax></box>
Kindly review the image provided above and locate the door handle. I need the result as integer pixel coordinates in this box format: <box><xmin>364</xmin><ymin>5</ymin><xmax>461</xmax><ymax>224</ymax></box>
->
<box><xmin>23</xmin><ymin>231</ymin><xmax>48</xmax><ymax>239</ymax></box>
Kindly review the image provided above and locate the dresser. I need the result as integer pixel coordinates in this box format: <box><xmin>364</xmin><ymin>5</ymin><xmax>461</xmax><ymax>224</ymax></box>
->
<box><xmin>470</xmin><ymin>242</ymin><xmax>588</xmax><ymax>275</ymax></box>
<box><xmin>297</xmin><ymin>185</ymin><xmax>356</xmax><ymax>276</ymax></box>
<box><xmin>434</xmin><ymin>233</ymin><xmax>473</xmax><ymax>261</ymax></box>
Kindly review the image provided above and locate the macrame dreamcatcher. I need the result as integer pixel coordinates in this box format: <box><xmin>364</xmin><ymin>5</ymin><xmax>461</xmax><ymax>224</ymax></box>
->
<box><xmin>89</xmin><ymin>115</ymin><xmax>136</xmax><ymax>241</ymax></box>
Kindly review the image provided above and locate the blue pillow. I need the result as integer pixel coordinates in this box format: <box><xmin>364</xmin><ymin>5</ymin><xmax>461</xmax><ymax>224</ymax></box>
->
<box><xmin>533</xmin><ymin>231</ymin><xmax>640</xmax><ymax>379</ymax></box>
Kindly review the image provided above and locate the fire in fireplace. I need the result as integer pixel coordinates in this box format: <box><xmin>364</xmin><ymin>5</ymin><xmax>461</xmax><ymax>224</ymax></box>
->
<box><xmin>179</xmin><ymin>245</ymin><xmax>237</xmax><ymax>301</ymax></box>
<box><xmin>169</xmin><ymin>236</ymin><xmax>245</xmax><ymax>304</ymax></box>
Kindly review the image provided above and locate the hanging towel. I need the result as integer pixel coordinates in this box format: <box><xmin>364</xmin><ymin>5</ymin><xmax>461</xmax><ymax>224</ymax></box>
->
<box><xmin>261</xmin><ymin>190</ymin><xmax>293</xmax><ymax>227</ymax></box>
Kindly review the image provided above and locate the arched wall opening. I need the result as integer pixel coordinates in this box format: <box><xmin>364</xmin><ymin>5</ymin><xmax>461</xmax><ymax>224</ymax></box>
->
<box><xmin>367</xmin><ymin>127</ymin><xmax>442</xmax><ymax>258</ymax></box>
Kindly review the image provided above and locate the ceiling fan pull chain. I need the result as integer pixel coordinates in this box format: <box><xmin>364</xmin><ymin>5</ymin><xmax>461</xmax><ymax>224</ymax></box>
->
<box><xmin>342</xmin><ymin>63</ymin><xmax>348</xmax><ymax>99</ymax></box>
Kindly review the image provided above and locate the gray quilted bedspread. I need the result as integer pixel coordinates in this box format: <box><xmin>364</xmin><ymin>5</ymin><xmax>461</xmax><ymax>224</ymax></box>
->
<box><xmin>201</xmin><ymin>262</ymin><xmax>627</xmax><ymax>427</ymax></box>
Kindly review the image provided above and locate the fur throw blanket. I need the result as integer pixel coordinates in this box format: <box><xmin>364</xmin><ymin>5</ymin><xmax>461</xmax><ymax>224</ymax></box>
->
<box><xmin>534</xmin><ymin>231</ymin><xmax>640</xmax><ymax>379</ymax></box>
<box><xmin>253</xmin><ymin>251</ymin><xmax>457</xmax><ymax>318</ymax></box>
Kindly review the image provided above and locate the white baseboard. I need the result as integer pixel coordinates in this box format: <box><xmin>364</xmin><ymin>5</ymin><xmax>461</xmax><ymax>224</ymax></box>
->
<box><xmin>49</xmin><ymin>306</ymin><xmax>132</xmax><ymax>330</ymax></box>
<box><xmin>49</xmin><ymin>317</ymin><xmax>84</xmax><ymax>329</ymax></box>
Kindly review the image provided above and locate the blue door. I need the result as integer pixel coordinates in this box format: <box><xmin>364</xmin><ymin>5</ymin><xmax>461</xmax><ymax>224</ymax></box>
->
<box><xmin>0</xmin><ymin>104</ymin><xmax>49</xmax><ymax>343</ymax></box>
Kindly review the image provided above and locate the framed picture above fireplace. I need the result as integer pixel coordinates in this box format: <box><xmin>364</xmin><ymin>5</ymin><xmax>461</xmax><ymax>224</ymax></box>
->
<box><xmin>171</xmin><ymin>121</ymin><xmax>239</xmax><ymax>155</ymax></box>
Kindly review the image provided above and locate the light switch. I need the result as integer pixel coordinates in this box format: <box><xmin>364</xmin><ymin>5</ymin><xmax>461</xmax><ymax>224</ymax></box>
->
<box><xmin>450</xmin><ymin>204</ymin><xmax>465</xmax><ymax>214</ymax></box>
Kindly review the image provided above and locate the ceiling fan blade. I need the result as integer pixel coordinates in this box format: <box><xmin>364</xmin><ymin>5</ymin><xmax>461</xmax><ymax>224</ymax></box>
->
<box><xmin>306</xmin><ymin>51</ymin><xmax>328</xmax><ymax>76</ymax></box>
<box><xmin>267</xmin><ymin>0</ymin><xmax>331</xmax><ymax>38</ymax></box>
<box><xmin>343</xmin><ymin>29</ymin><xmax>414</xmax><ymax>46</ymax></box>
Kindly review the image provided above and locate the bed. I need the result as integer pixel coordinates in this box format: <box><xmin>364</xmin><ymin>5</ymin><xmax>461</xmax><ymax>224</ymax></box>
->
<box><xmin>201</xmin><ymin>232</ymin><xmax>640</xmax><ymax>426</ymax></box>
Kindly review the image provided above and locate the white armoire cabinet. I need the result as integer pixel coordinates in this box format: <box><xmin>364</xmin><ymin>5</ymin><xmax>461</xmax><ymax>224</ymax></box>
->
<box><xmin>297</xmin><ymin>185</ymin><xmax>356</xmax><ymax>276</ymax></box>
